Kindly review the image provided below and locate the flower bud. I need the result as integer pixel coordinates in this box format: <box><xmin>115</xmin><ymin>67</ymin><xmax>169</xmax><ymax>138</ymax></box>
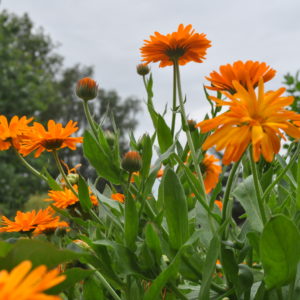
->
<box><xmin>136</xmin><ymin>63</ymin><xmax>150</xmax><ymax>76</ymax></box>
<box><xmin>187</xmin><ymin>119</ymin><xmax>197</xmax><ymax>132</ymax></box>
<box><xmin>66</xmin><ymin>173</ymin><xmax>79</xmax><ymax>185</ymax></box>
<box><xmin>121</xmin><ymin>151</ymin><xmax>142</xmax><ymax>173</ymax></box>
<box><xmin>76</xmin><ymin>77</ymin><xmax>98</xmax><ymax>101</ymax></box>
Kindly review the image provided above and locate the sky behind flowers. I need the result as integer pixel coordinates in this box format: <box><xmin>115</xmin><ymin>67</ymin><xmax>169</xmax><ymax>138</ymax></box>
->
<box><xmin>2</xmin><ymin>0</ymin><xmax>300</xmax><ymax>137</ymax></box>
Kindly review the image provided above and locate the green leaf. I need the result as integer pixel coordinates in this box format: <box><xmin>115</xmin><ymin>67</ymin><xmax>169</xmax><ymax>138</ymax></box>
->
<box><xmin>145</xmin><ymin>222</ymin><xmax>162</xmax><ymax>265</ymax></box>
<box><xmin>232</xmin><ymin>175</ymin><xmax>264</xmax><ymax>232</ymax></box>
<box><xmin>47</xmin><ymin>268</ymin><xmax>94</xmax><ymax>294</ymax></box>
<box><xmin>140</xmin><ymin>134</ymin><xmax>152</xmax><ymax>179</ymax></box>
<box><xmin>198</xmin><ymin>235</ymin><xmax>220</xmax><ymax>299</ymax></box>
<box><xmin>0</xmin><ymin>239</ymin><xmax>81</xmax><ymax>270</ymax></box>
<box><xmin>157</xmin><ymin>115</ymin><xmax>173</xmax><ymax>153</ymax></box>
<box><xmin>78</xmin><ymin>175</ymin><xmax>93</xmax><ymax>212</ymax></box>
<box><xmin>83</xmin><ymin>130</ymin><xmax>122</xmax><ymax>184</ymax></box>
<box><xmin>0</xmin><ymin>241</ymin><xmax>13</xmax><ymax>258</ymax></box>
<box><xmin>83</xmin><ymin>276</ymin><xmax>105</xmax><ymax>300</ymax></box>
<box><xmin>125</xmin><ymin>193</ymin><xmax>139</xmax><ymax>251</ymax></box>
<box><xmin>163</xmin><ymin>168</ymin><xmax>189</xmax><ymax>250</ymax></box>
<box><xmin>43</xmin><ymin>167</ymin><xmax>63</xmax><ymax>191</ymax></box>
<box><xmin>260</xmin><ymin>215</ymin><xmax>300</xmax><ymax>289</ymax></box>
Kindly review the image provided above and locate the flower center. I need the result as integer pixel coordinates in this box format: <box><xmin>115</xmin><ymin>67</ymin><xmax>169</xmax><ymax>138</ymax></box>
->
<box><xmin>41</xmin><ymin>138</ymin><xmax>64</xmax><ymax>150</ymax></box>
<box><xmin>165</xmin><ymin>47</ymin><xmax>186</xmax><ymax>60</ymax></box>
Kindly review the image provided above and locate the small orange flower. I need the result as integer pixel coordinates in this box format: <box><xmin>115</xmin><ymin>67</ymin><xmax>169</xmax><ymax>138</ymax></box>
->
<box><xmin>197</xmin><ymin>79</ymin><xmax>300</xmax><ymax>164</ymax></box>
<box><xmin>0</xmin><ymin>115</ymin><xmax>33</xmax><ymax>151</ymax></box>
<box><xmin>46</xmin><ymin>185</ymin><xmax>98</xmax><ymax>209</ymax></box>
<box><xmin>0</xmin><ymin>260</ymin><xmax>65</xmax><ymax>300</ymax></box>
<box><xmin>0</xmin><ymin>207</ymin><xmax>68</xmax><ymax>235</ymax></box>
<box><xmin>215</xmin><ymin>200</ymin><xmax>223</xmax><ymax>211</ymax></box>
<box><xmin>201</xmin><ymin>154</ymin><xmax>222</xmax><ymax>194</ymax></box>
<box><xmin>206</xmin><ymin>60</ymin><xmax>276</xmax><ymax>93</ymax></box>
<box><xmin>111</xmin><ymin>193</ymin><xmax>125</xmax><ymax>203</ymax></box>
<box><xmin>140</xmin><ymin>24</ymin><xmax>211</xmax><ymax>67</ymax></box>
<box><xmin>156</xmin><ymin>169</ymin><xmax>164</xmax><ymax>178</ymax></box>
<box><xmin>19</xmin><ymin>120</ymin><xmax>83</xmax><ymax>157</ymax></box>
<box><xmin>76</xmin><ymin>77</ymin><xmax>98</xmax><ymax>101</ymax></box>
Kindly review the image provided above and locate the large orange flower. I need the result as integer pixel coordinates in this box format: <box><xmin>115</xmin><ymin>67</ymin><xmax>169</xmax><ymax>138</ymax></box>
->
<box><xmin>201</xmin><ymin>154</ymin><xmax>222</xmax><ymax>194</ymax></box>
<box><xmin>46</xmin><ymin>185</ymin><xmax>98</xmax><ymax>209</ymax></box>
<box><xmin>0</xmin><ymin>207</ymin><xmax>68</xmax><ymax>235</ymax></box>
<box><xmin>19</xmin><ymin>120</ymin><xmax>83</xmax><ymax>157</ymax></box>
<box><xmin>0</xmin><ymin>260</ymin><xmax>65</xmax><ymax>300</ymax></box>
<box><xmin>140</xmin><ymin>24</ymin><xmax>211</xmax><ymax>67</ymax></box>
<box><xmin>197</xmin><ymin>79</ymin><xmax>300</xmax><ymax>164</ymax></box>
<box><xmin>0</xmin><ymin>115</ymin><xmax>33</xmax><ymax>151</ymax></box>
<box><xmin>205</xmin><ymin>61</ymin><xmax>276</xmax><ymax>93</ymax></box>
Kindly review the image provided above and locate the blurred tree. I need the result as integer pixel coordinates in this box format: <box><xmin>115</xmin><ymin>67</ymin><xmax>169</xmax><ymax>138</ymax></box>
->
<box><xmin>283</xmin><ymin>71</ymin><xmax>300</xmax><ymax>112</ymax></box>
<box><xmin>0</xmin><ymin>10</ymin><xmax>141</xmax><ymax>215</ymax></box>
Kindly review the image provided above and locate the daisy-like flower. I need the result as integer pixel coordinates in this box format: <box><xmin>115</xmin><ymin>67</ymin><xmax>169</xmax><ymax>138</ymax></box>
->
<box><xmin>19</xmin><ymin>120</ymin><xmax>83</xmax><ymax>157</ymax></box>
<box><xmin>46</xmin><ymin>185</ymin><xmax>98</xmax><ymax>209</ymax></box>
<box><xmin>0</xmin><ymin>115</ymin><xmax>33</xmax><ymax>151</ymax></box>
<box><xmin>197</xmin><ymin>79</ymin><xmax>300</xmax><ymax>164</ymax></box>
<box><xmin>0</xmin><ymin>260</ymin><xmax>65</xmax><ymax>300</ymax></box>
<box><xmin>206</xmin><ymin>60</ymin><xmax>276</xmax><ymax>93</ymax></box>
<box><xmin>111</xmin><ymin>193</ymin><xmax>125</xmax><ymax>203</ymax></box>
<box><xmin>201</xmin><ymin>154</ymin><xmax>222</xmax><ymax>194</ymax></box>
<box><xmin>0</xmin><ymin>207</ymin><xmax>68</xmax><ymax>235</ymax></box>
<box><xmin>140</xmin><ymin>24</ymin><xmax>211</xmax><ymax>67</ymax></box>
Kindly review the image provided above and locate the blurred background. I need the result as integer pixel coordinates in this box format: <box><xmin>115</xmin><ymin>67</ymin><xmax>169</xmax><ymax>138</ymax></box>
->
<box><xmin>0</xmin><ymin>0</ymin><xmax>299</xmax><ymax>214</ymax></box>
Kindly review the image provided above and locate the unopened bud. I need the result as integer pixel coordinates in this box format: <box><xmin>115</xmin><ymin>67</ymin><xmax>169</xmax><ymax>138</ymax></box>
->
<box><xmin>187</xmin><ymin>119</ymin><xmax>197</xmax><ymax>132</ymax></box>
<box><xmin>121</xmin><ymin>151</ymin><xmax>142</xmax><ymax>173</ymax></box>
<box><xmin>136</xmin><ymin>63</ymin><xmax>150</xmax><ymax>76</ymax></box>
<box><xmin>67</xmin><ymin>173</ymin><xmax>79</xmax><ymax>185</ymax></box>
<box><xmin>76</xmin><ymin>77</ymin><xmax>98</xmax><ymax>101</ymax></box>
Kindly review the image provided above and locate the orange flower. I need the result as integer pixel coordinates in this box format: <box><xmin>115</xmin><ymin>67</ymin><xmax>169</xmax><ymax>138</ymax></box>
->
<box><xmin>197</xmin><ymin>79</ymin><xmax>300</xmax><ymax>164</ymax></box>
<box><xmin>156</xmin><ymin>169</ymin><xmax>164</xmax><ymax>178</ymax></box>
<box><xmin>140</xmin><ymin>24</ymin><xmax>211</xmax><ymax>67</ymax></box>
<box><xmin>0</xmin><ymin>260</ymin><xmax>65</xmax><ymax>300</ymax></box>
<box><xmin>201</xmin><ymin>154</ymin><xmax>222</xmax><ymax>194</ymax></box>
<box><xmin>19</xmin><ymin>120</ymin><xmax>83</xmax><ymax>157</ymax></box>
<box><xmin>111</xmin><ymin>193</ymin><xmax>125</xmax><ymax>203</ymax></box>
<box><xmin>0</xmin><ymin>116</ymin><xmax>33</xmax><ymax>151</ymax></box>
<box><xmin>0</xmin><ymin>207</ymin><xmax>68</xmax><ymax>235</ymax></box>
<box><xmin>46</xmin><ymin>185</ymin><xmax>98</xmax><ymax>209</ymax></box>
<box><xmin>215</xmin><ymin>200</ymin><xmax>223</xmax><ymax>211</ymax></box>
<box><xmin>206</xmin><ymin>60</ymin><xmax>276</xmax><ymax>93</ymax></box>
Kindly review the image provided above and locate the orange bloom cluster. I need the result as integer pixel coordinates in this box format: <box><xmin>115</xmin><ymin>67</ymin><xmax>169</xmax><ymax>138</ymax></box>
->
<box><xmin>0</xmin><ymin>260</ymin><xmax>65</xmax><ymax>300</ymax></box>
<box><xmin>111</xmin><ymin>193</ymin><xmax>125</xmax><ymax>203</ymax></box>
<box><xmin>201</xmin><ymin>154</ymin><xmax>222</xmax><ymax>194</ymax></box>
<box><xmin>19</xmin><ymin>120</ymin><xmax>83</xmax><ymax>157</ymax></box>
<box><xmin>0</xmin><ymin>116</ymin><xmax>33</xmax><ymax>151</ymax></box>
<box><xmin>140</xmin><ymin>24</ymin><xmax>211</xmax><ymax>67</ymax></box>
<box><xmin>198</xmin><ymin>79</ymin><xmax>300</xmax><ymax>164</ymax></box>
<box><xmin>0</xmin><ymin>207</ymin><xmax>68</xmax><ymax>235</ymax></box>
<box><xmin>206</xmin><ymin>60</ymin><xmax>276</xmax><ymax>93</ymax></box>
<box><xmin>46</xmin><ymin>185</ymin><xmax>98</xmax><ymax>209</ymax></box>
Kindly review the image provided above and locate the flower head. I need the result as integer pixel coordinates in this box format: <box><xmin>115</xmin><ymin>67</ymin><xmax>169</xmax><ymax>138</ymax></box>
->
<box><xmin>111</xmin><ymin>193</ymin><xmax>125</xmax><ymax>203</ymax></box>
<box><xmin>201</xmin><ymin>154</ymin><xmax>222</xmax><ymax>193</ymax></box>
<box><xmin>206</xmin><ymin>61</ymin><xmax>276</xmax><ymax>93</ymax></box>
<box><xmin>46</xmin><ymin>185</ymin><xmax>98</xmax><ymax>209</ymax></box>
<box><xmin>0</xmin><ymin>260</ymin><xmax>65</xmax><ymax>300</ymax></box>
<box><xmin>136</xmin><ymin>63</ymin><xmax>150</xmax><ymax>76</ymax></box>
<box><xmin>0</xmin><ymin>207</ymin><xmax>68</xmax><ymax>235</ymax></box>
<box><xmin>121</xmin><ymin>151</ymin><xmax>142</xmax><ymax>173</ymax></box>
<box><xmin>140</xmin><ymin>24</ymin><xmax>211</xmax><ymax>67</ymax></box>
<box><xmin>0</xmin><ymin>116</ymin><xmax>33</xmax><ymax>151</ymax></box>
<box><xmin>197</xmin><ymin>79</ymin><xmax>300</xmax><ymax>164</ymax></box>
<box><xmin>19</xmin><ymin>120</ymin><xmax>83</xmax><ymax>157</ymax></box>
<box><xmin>76</xmin><ymin>77</ymin><xmax>98</xmax><ymax>101</ymax></box>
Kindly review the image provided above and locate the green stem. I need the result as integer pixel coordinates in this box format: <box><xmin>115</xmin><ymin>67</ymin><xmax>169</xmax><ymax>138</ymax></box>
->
<box><xmin>276</xmin><ymin>288</ymin><xmax>284</xmax><ymax>300</ymax></box>
<box><xmin>87</xmin><ymin>264</ymin><xmax>121</xmax><ymax>300</ymax></box>
<box><xmin>171</xmin><ymin>64</ymin><xmax>177</xmax><ymax>137</ymax></box>
<box><xmin>262</xmin><ymin>142</ymin><xmax>300</xmax><ymax>205</ymax></box>
<box><xmin>52</xmin><ymin>150</ymin><xmax>78</xmax><ymax>197</ymax></box>
<box><xmin>83</xmin><ymin>100</ymin><xmax>98</xmax><ymax>138</ymax></box>
<box><xmin>249</xmin><ymin>149</ymin><xmax>267</xmax><ymax>224</ymax></box>
<box><xmin>173</xmin><ymin>60</ymin><xmax>207</xmax><ymax>203</ymax></box>
<box><xmin>14</xmin><ymin>149</ymin><xmax>47</xmax><ymax>181</ymax></box>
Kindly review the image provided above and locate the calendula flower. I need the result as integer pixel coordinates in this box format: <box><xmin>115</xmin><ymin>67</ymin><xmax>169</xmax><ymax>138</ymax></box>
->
<box><xmin>0</xmin><ymin>115</ymin><xmax>33</xmax><ymax>151</ymax></box>
<box><xmin>76</xmin><ymin>77</ymin><xmax>98</xmax><ymax>101</ymax></box>
<box><xmin>197</xmin><ymin>79</ymin><xmax>300</xmax><ymax>164</ymax></box>
<box><xmin>201</xmin><ymin>154</ymin><xmax>222</xmax><ymax>194</ymax></box>
<box><xmin>46</xmin><ymin>185</ymin><xmax>98</xmax><ymax>209</ymax></box>
<box><xmin>206</xmin><ymin>60</ymin><xmax>276</xmax><ymax>93</ymax></box>
<box><xmin>0</xmin><ymin>207</ymin><xmax>67</xmax><ymax>235</ymax></box>
<box><xmin>140</xmin><ymin>24</ymin><xmax>211</xmax><ymax>67</ymax></box>
<box><xmin>19</xmin><ymin>120</ymin><xmax>83</xmax><ymax>157</ymax></box>
<box><xmin>0</xmin><ymin>260</ymin><xmax>65</xmax><ymax>300</ymax></box>
<box><xmin>215</xmin><ymin>200</ymin><xmax>223</xmax><ymax>211</ymax></box>
<box><xmin>111</xmin><ymin>193</ymin><xmax>125</xmax><ymax>203</ymax></box>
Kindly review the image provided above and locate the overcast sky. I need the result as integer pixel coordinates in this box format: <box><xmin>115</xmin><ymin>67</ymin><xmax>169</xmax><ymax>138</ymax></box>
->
<box><xmin>2</xmin><ymin>0</ymin><xmax>300</xmax><ymax>137</ymax></box>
